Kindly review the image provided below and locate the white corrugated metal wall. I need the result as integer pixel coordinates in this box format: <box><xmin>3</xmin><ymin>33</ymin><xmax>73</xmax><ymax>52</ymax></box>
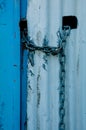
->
<box><xmin>26</xmin><ymin>0</ymin><xmax>86</xmax><ymax>130</ymax></box>
<box><xmin>63</xmin><ymin>0</ymin><xmax>86</xmax><ymax>130</ymax></box>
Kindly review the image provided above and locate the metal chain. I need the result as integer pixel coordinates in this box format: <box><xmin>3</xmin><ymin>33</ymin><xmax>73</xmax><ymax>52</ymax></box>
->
<box><xmin>59</xmin><ymin>26</ymin><xmax>70</xmax><ymax>130</ymax></box>
<box><xmin>21</xmin><ymin>26</ymin><xmax>70</xmax><ymax>56</ymax></box>
<box><xmin>21</xmin><ymin>25</ymin><xmax>71</xmax><ymax>129</ymax></box>
<box><xmin>59</xmin><ymin>44</ymin><xmax>66</xmax><ymax>130</ymax></box>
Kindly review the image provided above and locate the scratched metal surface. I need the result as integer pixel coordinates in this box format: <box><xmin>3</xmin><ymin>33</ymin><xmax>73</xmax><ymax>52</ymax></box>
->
<box><xmin>26</xmin><ymin>0</ymin><xmax>61</xmax><ymax>130</ymax></box>
<box><xmin>26</xmin><ymin>0</ymin><xmax>86</xmax><ymax>130</ymax></box>
<box><xmin>63</xmin><ymin>0</ymin><xmax>86</xmax><ymax>130</ymax></box>
<box><xmin>0</xmin><ymin>0</ymin><xmax>20</xmax><ymax>130</ymax></box>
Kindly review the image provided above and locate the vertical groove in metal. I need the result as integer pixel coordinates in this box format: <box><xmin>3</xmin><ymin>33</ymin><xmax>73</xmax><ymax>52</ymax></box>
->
<box><xmin>20</xmin><ymin>0</ymin><xmax>28</xmax><ymax>130</ymax></box>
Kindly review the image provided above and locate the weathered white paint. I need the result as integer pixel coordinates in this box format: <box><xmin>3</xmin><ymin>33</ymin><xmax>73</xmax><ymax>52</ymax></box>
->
<box><xmin>27</xmin><ymin>0</ymin><xmax>62</xmax><ymax>130</ymax></box>
<box><xmin>26</xmin><ymin>0</ymin><xmax>86</xmax><ymax>130</ymax></box>
<box><xmin>63</xmin><ymin>0</ymin><xmax>86</xmax><ymax>130</ymax></box>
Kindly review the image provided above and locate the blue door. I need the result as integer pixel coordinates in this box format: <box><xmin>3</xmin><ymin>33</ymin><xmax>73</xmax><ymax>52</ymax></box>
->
<box><xmin>0</xmin><ymin>0</ymin><xmax>20</xmax><ymax>129</ymax></box>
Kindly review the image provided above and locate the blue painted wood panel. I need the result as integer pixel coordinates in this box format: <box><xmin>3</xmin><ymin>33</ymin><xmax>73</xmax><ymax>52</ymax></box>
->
<box><xmin>0</xmin><ymin>0</ymin><xmax>20</xmax><ymax>129</ymax></box>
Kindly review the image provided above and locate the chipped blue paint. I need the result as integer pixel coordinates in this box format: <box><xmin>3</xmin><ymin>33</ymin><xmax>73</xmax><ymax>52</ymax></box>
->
<box><xmin>0</xmin><ymin>0</ymin><xmax>20</xmax><ymax>129</ymax></box>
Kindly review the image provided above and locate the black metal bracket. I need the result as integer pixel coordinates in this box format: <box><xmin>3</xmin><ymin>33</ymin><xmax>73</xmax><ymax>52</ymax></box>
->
<box><xmin>62</xmin><ymin>16</ymin><xmax>78</xmax><ymax>29</ymax></box>
<box><xmin>19</xmin><ymin>19</ymin><xmax>28</xmax><ymax>31</ymax></box>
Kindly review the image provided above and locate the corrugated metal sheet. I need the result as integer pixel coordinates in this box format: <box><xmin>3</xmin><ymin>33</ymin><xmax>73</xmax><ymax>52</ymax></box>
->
<box><xmin>63</xmin><ymin>0</ymin><xmax>86</xmax><ymax>130</ymax></box>
<box><xmin>26</xmin><ymin>0</ymin><xmax>86</xmax><ymax>130</ymax></box>
<box><xmin>26</xmin><ymin>0</ymin><xmax>61</xmax><ymax>129</ymax></box>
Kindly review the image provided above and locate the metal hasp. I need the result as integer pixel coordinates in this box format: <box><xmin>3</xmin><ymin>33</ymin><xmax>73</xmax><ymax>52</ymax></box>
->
<box><xmin>20</xmin><ymin>19</ymin><xmax>28</xmax><ymax>50</ymax></box>
<box><xmin>20</xmin><ymin>19</ymin><xmax>27</xmax><ymax>31</ymax></box>
<box><xmin>62</xmin><ymin>16</ymin><xmax>78</xmax><ymax>29</ymax></box>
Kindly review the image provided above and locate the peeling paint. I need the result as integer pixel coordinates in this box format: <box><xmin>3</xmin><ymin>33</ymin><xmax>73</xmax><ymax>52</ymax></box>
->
<box><xmin>37</xmin><ymin>70</ymin><xmax>41</xmax><ymax>107</ymax></box>
<box><xmin>43</xmin><ymin>36</ymin><xmax>49</xmax><ymax>46</ymax></box>
<box><xmin>42</xmin><ymin>63</ymin><xmax>47</xmax><ymax>71</ymax></box>
<box><xmin>28</xmin><ymin>51</ymin><xmax>35</xmax><ymax>66</ymax></box>
<box><xmin>29</xmin><ymin>70</ymin><xmax>35</xmax><ymax>76</ymax></box>
<box><xmin>27</xmin><ymin>85</ymin><xmax>32</xmax><ymax>102</ymax></box>
<box><xmin>29</xmin><ymin>85</ymin><xmax>32</xmax><ymax>91</ymax></box>
<box><xmin>43</xmin><ymin>55</ymin><xmax>48</xmax><ymax>64</ymax></box>
<box><xmin>13</xmin><ymin>64</ymin><xmax>17</xmax><ymax>67</ymax></box>
<box><xmin>42</xmin><ymin>54</ymin><xmax>48</xmax><ymax>71</ymax></box>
